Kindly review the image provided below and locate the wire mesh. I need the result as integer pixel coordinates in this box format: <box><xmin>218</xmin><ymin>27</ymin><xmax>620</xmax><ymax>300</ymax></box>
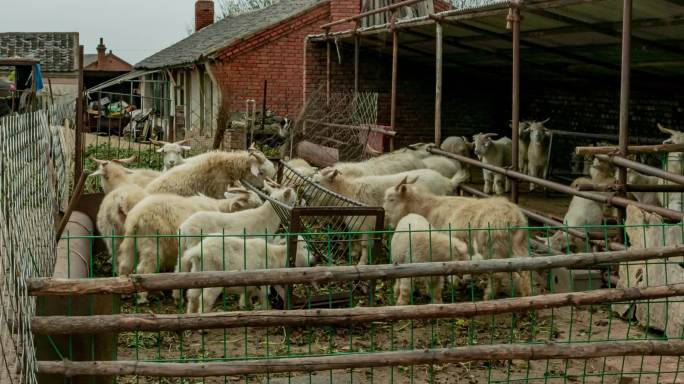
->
<box><xmin>288</xmin><ymin>87</ymin><xmax>381</xmax><ymax>162</ymax></box>
<box><xmin>0</xmin><ymin>100</ymin><xmax>75</xmax><ymax>384</ymax></box>
<box><xmin>243</xmin><ymin>161</ymin><xmax>383</xmax><ymax>269</ymax></box>
<box><xmin>44</xmin><ymin>220</ymin><xmax>684</xmax><ymax>384</ymax></box>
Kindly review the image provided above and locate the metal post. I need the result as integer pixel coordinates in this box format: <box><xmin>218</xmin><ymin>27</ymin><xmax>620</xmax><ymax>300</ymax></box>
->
<box><xmin>434</xmin><ymin>22</ymin><xmax>443</xmax><ymax>146</ymax></box>
<box><xmin>326</xmin><ymin>39</ymin><xmax>331</xmax><ymax>107</ymax></box>
<box><xmin>261</xmin><ymin>80</ymin><xmax>268</xmax><ymax>132</ymax></box>
<box><xmin>509</xmin><ymin>7</ymin><xmax>521</xmax><ymax>203</ymax></box>
<box><xmin>354</xmin><ymin>35</ymin><xmax>360</xmax><ymax>94</ymax></box>
<box><xmin>390</xmin><ymin>29</ymin><xmax>398</xmax><ymax>151</ymax></box>
<box><xmin>75</xmin><ymin>45</ymin><xmax>84</xmax><ymax>180</ymax></box>
<box><xmin>617</xmin><ymin>0</ymin><xmax>632</xmax><ymax>230</ymax></box>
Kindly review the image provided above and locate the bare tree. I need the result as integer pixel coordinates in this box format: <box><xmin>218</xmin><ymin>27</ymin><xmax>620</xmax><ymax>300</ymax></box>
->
<box><xmin>216</xmin><ymin>0</ymin><xmax>279</xmax><ymax>18</ymax></box>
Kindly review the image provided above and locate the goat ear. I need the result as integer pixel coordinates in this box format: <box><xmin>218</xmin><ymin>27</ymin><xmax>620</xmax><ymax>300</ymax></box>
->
<box><xmin>174</xmin><ymin>138</ymin><xmax>192</xmax><ymax>146</ymax></box>
<box><xmin>248</xmin><ymin>142</ymin><xmax>257</xmax><ymax>152</ymax></box>
<box><xmin>181</xmin><ymin>145</ymin><xmax>191</xmax><ymax>151</ymax></box>
<box><xmin>250</xmin><ymin>151</ymin><xmax>265</xmax><ymax>164</ymax></box>
<box><xmin>407</xmin><ymin>176</ymin><xmax>419</xmax><ymax>184</ymax></box>
<box><xmin>150</xmin><ymin>139</ymin><xmax>167</xmax><ymax>146</ymax></box>
<box><xmin>229</xmin><ymin>200</ymin><xmax>245</xmax><ymax>212</ymax></box>
<box><xmin>664</xmin><ymin>138</ymin><xmax>674</xmax><ymax>144</ymax></box>
<box><xmin>330</xmin><ymin>169</ymin><xmax>340</xmax><ymax>180</ymax></box>
<box><xmin>395</xmin><ymin>176</ymin><xmax>408</xmax><ymax>190</ymax></box>
<box><xmin>89</xmin><ymin>167</ymin><xmax>104</xmax><ymax>177</ymax></box>
<box><xmin>250</xmin><ymin>160</ymin><xmax>260</xmax><ymax>177</ymax></box>
<box><xmin>156</xmin><ymin>147</ymin><xmax>165</xmax><ymax>154</ymax></box>
<box><xmin>540</xmin><ymin>118</ymin><xmax>550</xmax><ymax>124</ymax></box>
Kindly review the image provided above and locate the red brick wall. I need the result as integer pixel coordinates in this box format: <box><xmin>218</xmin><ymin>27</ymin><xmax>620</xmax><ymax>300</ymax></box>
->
<box><xmin>195</xmin><ymin>0</ymin><xmax>215</xmax><ymax>32</ymax></box>
<box><xmin>211</xmin><ymin>2</ymin><xmax>330</xmax><ymax>118</ymax></box>
<box><xmin>329</xmin><ymin>0</ymin><xmax>360</xmax><ymax>32</ymax></box>
<box><xmin>305</xmin><ymin>39</ymin><xmax>511</xmax><ymax>148</ymax></box>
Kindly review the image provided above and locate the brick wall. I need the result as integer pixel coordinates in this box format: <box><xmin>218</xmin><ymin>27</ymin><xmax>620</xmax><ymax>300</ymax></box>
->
<box><xmin>329</xmin><ymin>0</ymin><xmax>360</xmax><ymax>32</ymax></box>
<box><xmin>305</xmin><ymin>40</ymin><xmax>511</xmax><ymax>147</ymax></box>
<box><xmin>211</xmin><ymin>2</ymin><xmax>330</xmax><ymax>119</ymax></box>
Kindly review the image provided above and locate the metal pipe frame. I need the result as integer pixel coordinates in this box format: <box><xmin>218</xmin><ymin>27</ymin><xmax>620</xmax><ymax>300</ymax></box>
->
<box><xmin>510</xmin><ymin>6</ymin><xmax>521</xmax><ymax>204</ymax></box>
<box><xmin>320</xmin><ymin>0</ymin><xmax>427</xmax><ymax>29</ymax></box>
<box><xmin>576</xmin><ymin>183</ymin><xmax>684</xmax><ymax>193</ymax></box>
<box><xmin>429</xmin><ymin>148</ymin><xmax>684</xmax><ymax>221</ymax></box>
<box><xmin>616</xmin><ymin>0</ymin><xmax>632</xmax><ymax>231</ymax></box>
<box><xmin>434</xmin><ymin>22</ymin><xmax>443</xmax><ymax>145</ymax></box>
<box><xmin>458</xmin><ymin>184</ymin><xmax>625</xmax><ymax>251</ymax></box>
<box><xmin>390</xmin><ymin>29</ymin><xmax>398</xmax><ymax>148</ymax></box>
<box><xmin>596</xmin><ymin>154</ymin><xmax>684</xmax><ymax>186</ymax></box>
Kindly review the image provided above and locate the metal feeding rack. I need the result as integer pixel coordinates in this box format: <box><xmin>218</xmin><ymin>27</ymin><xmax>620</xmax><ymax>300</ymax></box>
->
<box><xmin>244</xmin><ymin>161</ymin><xmax>385</xmax><ymax>267</ymax></box>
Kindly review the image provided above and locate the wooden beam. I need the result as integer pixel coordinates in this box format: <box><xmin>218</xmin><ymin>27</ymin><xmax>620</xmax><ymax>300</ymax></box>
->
<box><xmin>32</xmin><ymin>283</ymin><xmax>684</xmax><ymax>335</ymax></box>
<box><xmin>27</xmin><ymin>244</ymin><xmax>684</xmax><ymax>296</ymax></box>
<box><xmin>37</xmin><ymin>340</ymin><xmax>684</xmax><ymax>377</ymax></box>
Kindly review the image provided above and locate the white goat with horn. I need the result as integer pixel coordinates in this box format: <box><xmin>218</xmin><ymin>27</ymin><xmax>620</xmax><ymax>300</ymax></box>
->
<box><xmin>150</xmin><ymin>138</ymin><xmax>192</xmax><ymax>171</ymax></box>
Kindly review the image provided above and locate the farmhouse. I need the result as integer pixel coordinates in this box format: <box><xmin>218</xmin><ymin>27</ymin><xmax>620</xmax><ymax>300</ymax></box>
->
<box><xmin>0</xmin><ymin>32</ymin><xmax>79</xmax><ymax>104</ymax></box>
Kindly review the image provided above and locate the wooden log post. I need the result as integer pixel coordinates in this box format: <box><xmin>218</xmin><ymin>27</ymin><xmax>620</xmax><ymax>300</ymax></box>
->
<box><xmin>390</xmin><ymin>28</ymin><xmax>398</xmax><ymax>152</ymax></box>
<box><xmin>75</xmin><ymin>45</ymin><xmax>84</xmax><ymax>179</ymax></box>
<box><xmin>27</xmin><ymin>244</ymin><xmax>684</xmax><ymax>296</ymax></box>
<box><xmin>37</xmin><ymin>340</ymin><xmax>684</xmax><ymax>377</ymax></box>
<box><xmin>616</xmin><ymin>0</ymin><xmax>633</xmax><ymax>239</ymax></box>
<box><xmin>32</xmin><ymin>283</ymin><xmax>684</xmax><ymax>335</ymax></box>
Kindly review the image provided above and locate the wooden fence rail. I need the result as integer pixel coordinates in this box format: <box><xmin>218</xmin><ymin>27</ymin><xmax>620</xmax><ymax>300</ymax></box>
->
<box><xmin>37</xmin><ymin>340</ymin><xmax>684</xmax><ymax>377</ymax></box>
<box><xmin>27</xmin><ymin>244</ymin><xmax>684</xmax><ymax>296</ymax></box>
<box><xmin>31</xmin><ymin>283</ymin><xmax>684</xmax><ymax>335</ymax></box>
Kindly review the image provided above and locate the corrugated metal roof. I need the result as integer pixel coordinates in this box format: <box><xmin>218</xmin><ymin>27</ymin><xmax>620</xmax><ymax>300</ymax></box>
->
<box><xmin>135</xmin><ymin>0</ymin><xmax>324</xmax><ymax>70</ymax></box>
<box><xmin>0</xmin><ymin>32</ymin><xmax>79</xmax><ymax>73</ymax></box>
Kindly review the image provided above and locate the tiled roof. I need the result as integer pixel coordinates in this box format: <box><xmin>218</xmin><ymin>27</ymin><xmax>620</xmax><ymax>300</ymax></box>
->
<box><xmin>135</xmin><ymin>0</ymin><xmax>323</xmax><ymax>69</ymax></box>
<box><xmin>83</xmin><ymin>54</ymin><xmax>98</xmax><ymax>67</ymax></box>
<box><xmin>0</xmin><ymin>32</ymin><xmax>79</xmax><ymax>73</ymax></box>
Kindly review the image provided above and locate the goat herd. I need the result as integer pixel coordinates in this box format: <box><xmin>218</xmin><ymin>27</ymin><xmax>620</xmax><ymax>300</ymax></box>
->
<box><xmin>89</xmin><ymin>121</ymin><xmax>682</xmax><ymax>313</ymax></box>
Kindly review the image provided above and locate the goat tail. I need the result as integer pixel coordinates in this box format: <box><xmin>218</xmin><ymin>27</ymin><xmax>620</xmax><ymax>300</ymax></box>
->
<box><xmin>181</xmin><ymin>243</ymin><xmax>202</xmax><ymax>273</ymax></box>
<box><xmin>511</xmin><ymin>227</ymin><xmax>530</xmax><ymax>258</ymax></box>
<box><xmin>451</xmin><ymin>168</ymin><xmax>470</xmax><ymax>190</ymax></box>
<box><xmin>117</xmin><ymin>236</ymin><xmax>135</xmax><ymax>276</ymax></box>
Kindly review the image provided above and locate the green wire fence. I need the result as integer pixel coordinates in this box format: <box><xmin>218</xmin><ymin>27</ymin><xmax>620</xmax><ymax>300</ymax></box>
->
<box><xmin>31</xmin><ymin>222</ymin><xmax>684</xmax><ymax>384</ymax></box>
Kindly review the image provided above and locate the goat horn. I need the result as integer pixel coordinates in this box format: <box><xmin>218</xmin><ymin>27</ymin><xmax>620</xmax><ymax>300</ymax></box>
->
<box><xmin>112</xmin><ymin>155</ymin><xmax>137</xmax><ymax>164</ymax></box>
<box><xmin>149</xmin><ymin>139</ymin><xmax>168</xmax><ymax>146</ymax></box>
<box><xmin>173</xmin><ymin>138</ymin><xmax>192</xmax><ymax>146</ymax></box>
<box><xmin>89</xmin><ymin>156</ymin><xmax>108</xmax><ymax>165</ymax></box>
<box><xmin>395</xmin><ymin>176</ymin><xmax>409</xmax><ymax>190</ymax></box>
<box><xmin>265</xmin><ymin>177</ymin><xmax>281</xmax><ymax>187</ymax></box>
<box><xmin>407</xmin><ymin>176</ymin><xmax>419</xmax><ymax>184</ymax></box>
<box><xmin>540</xmin><ymin>118</ymin><xmax>550</xmax><ymax>124</ymax></box>
<box><xmin>482</xmin><ymin>133</ymin><xmax>498</xmax><ymax>138</ymax></box>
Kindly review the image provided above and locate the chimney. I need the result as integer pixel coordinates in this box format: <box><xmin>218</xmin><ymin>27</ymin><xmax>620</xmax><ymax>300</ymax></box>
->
<box><xmin>195</xmin><ymin>0</ymin><xmax>215</xmax><ymax>32</ymax></box>
<box><xmin>96</xmin><ymin>38</ymin><xmax>106</xmax><ymax>68</ymax></box>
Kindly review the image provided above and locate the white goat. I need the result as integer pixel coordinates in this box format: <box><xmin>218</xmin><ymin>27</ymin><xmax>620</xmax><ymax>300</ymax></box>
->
<box><xmin>177</xmin><ymin>184</ymin><xmax>297</xmax><ymax>264</ymax></box>
<box><xmin>383</xmin><ymin>176</ymin><xmax>532</xmax><ymax>299</ymax></box>
<box><xmin>96</xmin><ymin>184</ymin><xmax>148</xmax><ymax>257</ymax></box>
<box><xmin>117</xmin><ymin>189</ymin><xmax>262</xmax><ymax>304</ymax></box>
<box><xmin>472</xmin><ymin>133</ymin><xmax>512</xmax><ymax>195</ymax></box>
<box><xmin>150</xmin><ymin>138</ymin><xmax>192</xmax><ymax>171</ymax></box>
<box><xmin>525</xmin><ymin>119</ymin><xmax>551</xmax><ymax>191</ymax></box>
<box><xmin>626</xmin><ymin>169</ymin><xmax>663</xmax><ymax>207</ymax></box>
<box><xmin>89</xmin><ymin>155</ymin><xmax>161</xmax><ymax>194</ymax></box>
<box><xmin>333</xmin><ymin>150</ymin><xmax>426</xmax><ymax>178</ymax></box>
<box><xmin>422</xmin><ymin>155</ymin><xmax>459</xmax><ymax>178</ymax></box>
<box><xmin>516</xmin><ymin>121</ymin><xmax>530</xmax><ymax>175</ymax></box>
<box><xmin>440</xmin><ymin>136</ymin><xmax>473</xmax><ymax>181</ymax></box>
<box><xmin>539</xmin><ymin>159</ymin><xmax>616</xmax><ymax>251</ymax></box>
<box><xmin>145</xmin><ymin>145</ymin><xmax>276</xmax><ymax>198</ymax></box>
<box><xmin>285</xmin><ymin>157</ymin><xmax>316</xmax><ymax>178</ymax></box>
<box><xmin>391</xmin><ymin>213</ymin><xmax>482</xmax><ymax>305</ymax></box>
<box><xmin>658</xmin><ymin>123</ymin><xmax>684</xmax><ymax>211</ymax></box>
<box><xmin>184</xmin><ymin>235</ymin><xmax>311</xmax><ymax>313</ymax></box>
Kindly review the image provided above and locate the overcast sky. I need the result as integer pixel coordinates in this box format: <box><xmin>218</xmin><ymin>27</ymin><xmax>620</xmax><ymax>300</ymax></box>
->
<box><xmin>4</xmin><ymin>0</ymin><xmax>198</xmax><ymax>65</ymax></box>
